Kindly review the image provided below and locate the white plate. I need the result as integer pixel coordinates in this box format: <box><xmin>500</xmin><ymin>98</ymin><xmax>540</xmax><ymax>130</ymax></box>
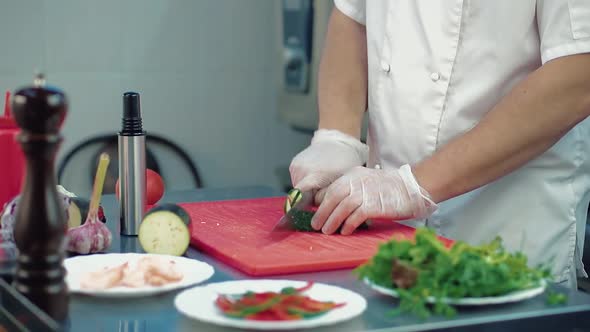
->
<box><xmin>65</xmin><ymin>253</ymin><xmax>214</xmax><ymax>298</ymax></box>
<box><xmin>363</xmin><ymin>277</ymin><xmax>546</xmax><ymax>305</ymax></box>
<box><xmin>174</xmin><ymin>279</ymin><xmax>367</xmax><ymax>330</ymax></box>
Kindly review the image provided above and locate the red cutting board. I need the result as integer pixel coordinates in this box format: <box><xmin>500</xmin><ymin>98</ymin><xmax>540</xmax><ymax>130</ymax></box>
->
<box><xmin>182</xmin><ymin>197</ymin><xmax>453</xmax><ymax>276</ymax></box>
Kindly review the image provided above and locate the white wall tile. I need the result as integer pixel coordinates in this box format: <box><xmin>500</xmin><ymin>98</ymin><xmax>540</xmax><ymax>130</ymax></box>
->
<box><xmin>120</xmin><ymin>0</ymin><xmax>201</xmax><ymax>73</ymax></box>
<box><xmin>0</xmin><ymin>0</ymin><xmax>311</xmax><ymax>193</ymax></box>
<box><xmin>50</xmin><ymin>71</ymin><xmax>124</xmax><ymax>158</ymax></box>
<box><xmin>0</xmin><ymin>0</ymin><xmax>46</xmax><ymax>74</ymax></box>
<box><xmin>44</xmin><ymin>0</ymin><xmax>124</xmax><ymax>72</ymax></box>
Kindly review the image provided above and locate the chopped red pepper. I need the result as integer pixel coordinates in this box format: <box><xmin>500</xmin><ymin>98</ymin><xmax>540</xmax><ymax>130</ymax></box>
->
<box><xmin>295</xmin><ymin>282</ymin><xmax>314</xmax><ymax>293</ymax></box>
<box><xmin>215</xmin><ymin>282</ymin><xmax>346</xmax><ymax>321</ymax></box>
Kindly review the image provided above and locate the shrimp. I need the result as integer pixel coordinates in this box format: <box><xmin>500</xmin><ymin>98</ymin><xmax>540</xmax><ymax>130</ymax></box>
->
<box><xmin>138</xmin><ymin>257</ymin><xmax>183</xmax><ymax>286</ymax></box>
<box><xmin>79</xmin><ymin>256</ymin><xmax>184</xmax><ymax>289</ymax></box>
<box><xmin>80</xmin><ymin>262</ymin><xmax>127</xmax><ymax>290</ymax></box>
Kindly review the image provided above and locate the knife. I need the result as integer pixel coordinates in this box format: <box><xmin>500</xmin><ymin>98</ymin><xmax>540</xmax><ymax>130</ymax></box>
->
<box><xmin>271</xmin><ymin>189</ymin><xmax>315</xmax><ymax>232</ymax></box>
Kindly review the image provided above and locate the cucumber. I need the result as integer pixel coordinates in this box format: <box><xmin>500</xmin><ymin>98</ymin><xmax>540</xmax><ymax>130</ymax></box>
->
<box><xmin>284</xmin><ymin>189</ymin><xmax>369</xmax><ymax>232</ymax></box>
<box><xmin>139</xmin><ymin>204</ymin><xmax>191</xmax><ymax>256</ymax></box>
<box><xmin>290</xmin><ymin>210</ymin><xmax>317</xmax><ymax>232</ymax></box>
<box><xmin>290</xmin><ymin>210</ymin><xmax>369</xmax><ymax>232</ymax></box>
<box><xmin>284</xmin><ymin>188</ymin><xmax>303</xmax><ymax>214</ymax></box>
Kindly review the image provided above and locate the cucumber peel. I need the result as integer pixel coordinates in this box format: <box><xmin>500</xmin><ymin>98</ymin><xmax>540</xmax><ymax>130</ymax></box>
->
<box><xmin>284</xmin><ymin>188</ymin><xmax>303</xmax><ymax>214</ymax></box>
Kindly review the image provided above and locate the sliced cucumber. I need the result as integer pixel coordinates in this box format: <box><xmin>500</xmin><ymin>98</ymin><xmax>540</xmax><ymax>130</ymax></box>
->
<box><xmin>289</xmin><ymin>210</ymin><xmax>370</xmax><ymax>232</ymax></box>
<box><xmin>139</xmin><ymin>204</ymin><xmax>191</xmax><ymax>256</ymax></box>
<box><xmin>284</xmin><ymin>188</ymin><xmax>303</xmax><ymax>213</ymax></box>
<box><xmin>284</xmin><ymin>189</ymin><xmax>370</xmax><ymax>232</ymax></box>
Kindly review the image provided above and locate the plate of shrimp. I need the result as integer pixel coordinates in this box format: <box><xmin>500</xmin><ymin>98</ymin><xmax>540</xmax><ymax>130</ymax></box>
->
<box><xmin>64</xmin><ymin>253</ymin><xmax>214</xmax><ymax>297</ymax></box>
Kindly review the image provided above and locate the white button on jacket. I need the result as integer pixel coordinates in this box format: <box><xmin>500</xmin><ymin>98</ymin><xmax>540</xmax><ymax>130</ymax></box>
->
<box><xmin>334</xmin><ymin>0</ymin><xmax>590</xmax><ymax>287</ymax></box>
<box><xmin>380</xmin><ymin>60</ymin><xmax>390</xmax><ymax>73</ymax></box>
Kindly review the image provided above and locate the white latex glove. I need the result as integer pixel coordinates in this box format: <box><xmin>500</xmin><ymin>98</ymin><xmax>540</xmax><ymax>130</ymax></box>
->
<box><xmin>289</xmin><ymin>129</ymin><xmax>369</xmax><ymax>192</ymax></box>
<box><xmin>311</xmin><ymin>165</ymin><xmax>437</xmax><ymax>235</ymax></box>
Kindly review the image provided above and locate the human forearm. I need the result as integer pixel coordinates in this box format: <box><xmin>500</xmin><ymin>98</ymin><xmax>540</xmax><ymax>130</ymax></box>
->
<box><xmin>317</xmin><ymin>7</ymin><xmax>368</xmax><ymax>139</ymax></box>
<box><xmin>413</xmin><ymin>53</ymin><xmax>590</xmax><ymax>203</ymax></box>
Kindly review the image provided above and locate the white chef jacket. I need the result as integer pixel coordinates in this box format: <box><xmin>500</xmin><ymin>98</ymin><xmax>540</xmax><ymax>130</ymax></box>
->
<box><xmin>334</xmin><ymin>0</ymin><xmax>590</xmax><ymax>287</ymax></box>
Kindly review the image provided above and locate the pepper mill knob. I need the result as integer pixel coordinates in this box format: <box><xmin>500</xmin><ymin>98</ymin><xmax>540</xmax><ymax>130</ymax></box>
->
<box><xmin>12</xmin><ymin>73</ymin><xmax>67</xmax><ymax>134</ymax></box>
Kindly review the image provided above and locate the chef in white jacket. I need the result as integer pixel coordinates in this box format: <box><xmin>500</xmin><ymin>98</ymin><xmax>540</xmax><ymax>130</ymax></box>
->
<box><xmin>290</xmin><ymin>0</ymin><xmax>590</xmax><ymax>288</ymax></box>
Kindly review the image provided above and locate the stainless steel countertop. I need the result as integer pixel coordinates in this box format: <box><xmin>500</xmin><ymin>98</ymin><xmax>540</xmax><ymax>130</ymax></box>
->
<box><xmin>66</xmin><ymin>186</ymin><xmax>590</xmax><ymax>332</ymax></box>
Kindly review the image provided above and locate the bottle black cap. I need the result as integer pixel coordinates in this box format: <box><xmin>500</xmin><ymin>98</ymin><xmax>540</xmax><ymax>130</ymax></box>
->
<box><xmin>120</xmin><ymin>92</ymin><xmax>144</xmax><ymax>135</ymax></box>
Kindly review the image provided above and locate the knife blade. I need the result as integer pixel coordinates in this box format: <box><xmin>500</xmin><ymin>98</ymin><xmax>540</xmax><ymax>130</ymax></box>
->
<box><xmin>271</xmin><ymin>189</ymin><xmax>314</xmax><ymax>232</ymax></box>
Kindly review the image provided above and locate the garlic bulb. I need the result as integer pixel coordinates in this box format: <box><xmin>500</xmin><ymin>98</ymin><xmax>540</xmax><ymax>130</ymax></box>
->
<box><xmin>1</xmin><ymin>188</ymin><xmax>73</xmax><ymax>259</ymax></box>
<box><xmin>67</xmin><ymin>212</ymin><xmax>112</xmax><ymax>254</ymax></box>
<box><xmin>67</xmin><ymin>153</ymin><xmax>112</xmax><ymax>254</ymax></box>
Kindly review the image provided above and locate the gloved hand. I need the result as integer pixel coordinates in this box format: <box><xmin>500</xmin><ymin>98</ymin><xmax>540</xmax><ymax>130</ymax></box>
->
<box><xmin>311</xmin><ymin>165</ymin><xmax>437</xmax><ymax>235</ymax></box>
<box><xmin>289</xmin><ymin>129</ymin><xmax>369</xmax><ymax>192</ymax></box>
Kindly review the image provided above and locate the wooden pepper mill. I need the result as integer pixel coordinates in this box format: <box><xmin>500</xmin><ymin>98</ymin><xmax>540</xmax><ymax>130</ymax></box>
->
<box><xmin>11</xmin><ymin>73</ymin><xmax>69</xmax><ymax>321</ymax></box>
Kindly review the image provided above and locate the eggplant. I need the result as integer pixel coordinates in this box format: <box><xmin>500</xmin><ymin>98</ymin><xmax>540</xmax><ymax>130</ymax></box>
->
<box><xmin>67</xmin><ymin>197</ymin><xmax>106</xmax><ymax>228</ymax></box>
<box><xmin>139</xmin><ymin>204</ymin><xmax>191</xmax><ymax>256</ymax></box>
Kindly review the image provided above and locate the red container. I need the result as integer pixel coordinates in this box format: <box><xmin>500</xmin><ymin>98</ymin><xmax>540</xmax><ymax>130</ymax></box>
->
<box><xmin>0</xmin><ymin>92</ymin><xmax>25</xmax><ymax>211</ymax></box>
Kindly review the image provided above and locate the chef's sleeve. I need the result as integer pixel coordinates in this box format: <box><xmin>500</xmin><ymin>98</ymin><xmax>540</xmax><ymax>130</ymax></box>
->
<box><xmin>334</xmin><ymin>0</ymin><xmax>366</xmax><ymax>25</ymax></box>
<box><xmin>537</xmin><ymin>0</ymin><xmax>590</xmax><ymax>64</ymax></box>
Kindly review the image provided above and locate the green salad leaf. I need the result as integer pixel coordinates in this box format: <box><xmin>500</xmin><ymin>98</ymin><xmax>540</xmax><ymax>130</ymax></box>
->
<box><xmin>354</xmin><ymin>228</ymin><xmax>551</xmax><ymax>318</ymax></box>
<box><xmin>546</xmin><ymin>290</ymin><xmax>567</xmax><ymax>305</ymax></box>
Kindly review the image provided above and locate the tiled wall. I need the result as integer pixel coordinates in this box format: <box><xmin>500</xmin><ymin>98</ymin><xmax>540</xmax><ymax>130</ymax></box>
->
<box><xmin>0</xmin><ymin>0</ymin><xmax>312</xmax><ymax>195</ymax></box>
